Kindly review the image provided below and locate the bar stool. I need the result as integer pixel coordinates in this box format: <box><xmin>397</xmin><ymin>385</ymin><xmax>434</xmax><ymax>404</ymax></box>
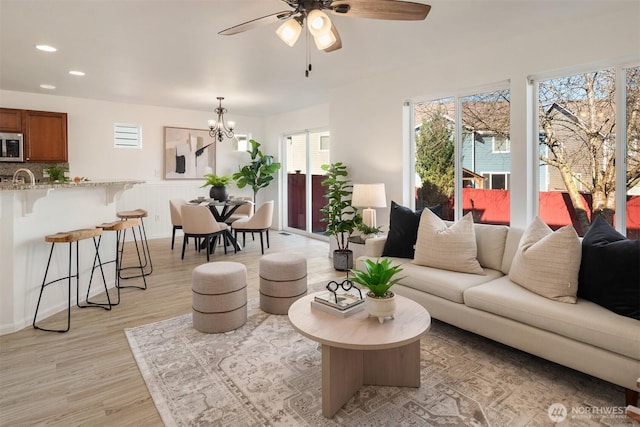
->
<box><xmin>33</xmin><ymin>228</ymin><xmax>111</xmax><ymax>333</ymax></box>
<box><xmin>116</xmin><ymin>208</ymin><xmax>152</xmax><ymax>278</ymax></box>
<box><xmin>95</xmin><ymin>219</ymin><xmax>148</xmax><ymax>306</ymax></box>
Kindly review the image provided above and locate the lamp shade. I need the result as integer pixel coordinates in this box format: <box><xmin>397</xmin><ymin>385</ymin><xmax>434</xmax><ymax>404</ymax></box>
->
<box><xmin>351</xmin><ymin>183</ymin><xmax>387</xmax><ymax>208</ymax></box>
<box><xmin>313</xmin><ymin>30</ymin><xmax>337</xmax><ymax>50</ymax></box>
<box><xmin>276</xmin><ymin>18</ymin><xmax>302</xmax><ymax>47</ymax></box>
<box><xmin>307</xmin><ymin>9</ymin><xmax>332</xmax><ymax>37</ymax></box>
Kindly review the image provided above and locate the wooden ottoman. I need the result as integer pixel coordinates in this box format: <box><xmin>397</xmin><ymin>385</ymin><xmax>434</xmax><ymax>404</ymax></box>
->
<box><xmin>192</xmin><ymin>261</ymin><xmax>247</xmax><ymax>333</ymax></box>
<box><xmin>259</xmin><ymin>253</ymin><xmax>307</xmax><ymax>314</ymax></box>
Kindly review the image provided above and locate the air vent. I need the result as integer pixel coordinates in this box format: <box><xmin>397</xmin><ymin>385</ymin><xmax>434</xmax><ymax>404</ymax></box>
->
<box><xmin>114</xmin><ymin>123</ymin><xmax>142</xmax><ymax>148</ymax></box>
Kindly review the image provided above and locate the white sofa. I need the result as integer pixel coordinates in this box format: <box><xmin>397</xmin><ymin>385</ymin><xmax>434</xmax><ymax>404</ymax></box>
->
<box><xmin>357</xmin><ymin>222</ymin><xmax>640</xmax><ymax>399</ymax></box>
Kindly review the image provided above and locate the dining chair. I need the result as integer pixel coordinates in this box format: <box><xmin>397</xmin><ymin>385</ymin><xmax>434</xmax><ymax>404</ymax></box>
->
<box><xmin>180</xmin><ymin>205</ymin><xmax>231</xmax><ymax>261</ymax></box>
<box><xmin>232</xmin><ymin>200</ymin><xmax>274</xmax><ymax>254</ymax></box>
<box><xmin>225</xmin><ymin>196</ymin><xmax>254</xmax><ymax>225</ymax></box>
<box><xmin>169</xmin><ymin>199</ymin><xmax>187</xmax><ymax>250</ymax></box>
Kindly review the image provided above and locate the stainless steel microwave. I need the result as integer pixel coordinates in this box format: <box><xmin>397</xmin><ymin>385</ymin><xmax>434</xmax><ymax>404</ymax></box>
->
<box><xmin>0</xmin><ymin>132</ymin><xmax>24</xmax><ymax>162</ymax></box>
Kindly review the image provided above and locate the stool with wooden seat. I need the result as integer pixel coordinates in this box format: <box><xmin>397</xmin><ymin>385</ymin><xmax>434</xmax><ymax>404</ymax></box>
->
<box><xmin>116</xmin><ymin>208</ymin><xmax>152</xmax><ymax>277</ymax></box>
<box><xmin>95</xmin><ymin>219</ymin><xmax>148</xmax><ymax>306</ymax></box>
<box><xmin>33</xmin><ymin>228</ymin><xmax>111</xmax><ymax>333</ymax></box>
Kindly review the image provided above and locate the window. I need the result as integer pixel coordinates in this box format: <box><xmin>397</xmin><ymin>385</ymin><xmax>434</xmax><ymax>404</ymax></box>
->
<box><xmin>492</xmin><ymin>136</ymin><xmax>510</xmax><ymax>153</ymax></box>
<box><xmin>114</xmin><ymin>123</ymin><xmax>142</xmax><ymax>148</ymax></box>
<box><xmin>413</xmin><ymin>87</ymin><xmax>510</xmax><ymax>225</ymax></box>
<box><xmin>234</xmin><ymin>134</ymin><xmax>249</xmax><ymax>152</ymax></box>
<box><xmin>536</xmin><ymin>66</ymin><xmax>639</xmax><ymax>238</ymax></box>
<box><xmin>319</xmin><ymin>135</ymin><xmax>330</xmax><ymax>151</ymax></box>
<box><xmin>482</xmin><ymin>172</ymin><xmax>510</xmax><ymax>190</ymax></box>
<box><xmin>414</xmin><ymin>97</ymin><xmax>456</xmax><ymax>219</ymax></box>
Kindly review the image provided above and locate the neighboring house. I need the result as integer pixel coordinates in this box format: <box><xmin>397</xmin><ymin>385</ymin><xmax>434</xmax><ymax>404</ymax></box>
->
<box><xmin>461</xmin><ymin>131</ymin><xmax>511</xmax><ymax>189</ymax></box>
<box><xmin>415</xmin><ymin>101</ymin><xmax>608</xmax><ymax>194</ymax></box>
<box><xmin>542</xmin><ymin>102</ymin><xmax>610</xmax><ymax>192</ymax></box>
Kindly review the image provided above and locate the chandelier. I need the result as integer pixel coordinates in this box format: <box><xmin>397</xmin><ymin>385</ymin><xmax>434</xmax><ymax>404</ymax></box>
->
<box><xmin>208</xmin><ymin>97</ymin><xmax>236</xmax><ymax>142</ymax></box>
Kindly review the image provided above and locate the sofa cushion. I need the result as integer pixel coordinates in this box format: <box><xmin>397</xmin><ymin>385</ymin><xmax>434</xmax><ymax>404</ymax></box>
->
<box><xmin>413</xmin><ymin>210</ymin><xmax>484</xmax><ymax>275</ymax></box>
<box><xmin>473</xmin><ymin>223</ymin><xmax>509</xmax><ymax>271</ymax></box>
<box><xmin>464</xmin><ymin>276</ymin><xmax>640</xmax><ymax>359</ymax></box>
<box><xmin>578</xmin><ymin>215</ymin><xmax>640</xmax><ymax>320</ymax></box>
<box><xmin>508</xmin><ymin>217</ymin><xmax>581</xmax><ymax>303</ymax></box>
<box><xmin>381</xmin><ymin>202</ymin><xmax>442</xmax><ymax>259</ymax></box>
<box><xmin>397</xmin><ymin>262</ymin><xmax>503</xmax><ymax>303</ymax></box>
<box><xmin>381</xmin><ymin>201</ymin><xmax>423</xmax><ymax>258</ymax></box>
<box><xmin>500</xmin><ymin>227</ymin><xmax>524</xmax><ymax>275</ymax></box>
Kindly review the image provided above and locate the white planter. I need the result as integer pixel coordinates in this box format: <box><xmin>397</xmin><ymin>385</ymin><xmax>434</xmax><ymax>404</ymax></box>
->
<box><xmin>364</xmin><ymin>291</ymin><xmax>396</xmax><ymax>324</ymax></box>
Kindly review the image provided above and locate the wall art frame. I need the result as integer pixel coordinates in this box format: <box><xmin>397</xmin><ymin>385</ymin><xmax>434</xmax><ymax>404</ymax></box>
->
<box><xmin>164</xmin><ymin>126</ymin><xmax>216</xmax><ymax>180</ymax></box>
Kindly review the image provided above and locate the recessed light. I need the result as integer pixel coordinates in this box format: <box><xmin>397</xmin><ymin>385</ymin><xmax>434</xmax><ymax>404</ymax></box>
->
<box><xmin>40</xmin><ymin>84</ymin><xmax>56</xmax><ymax>90</ymax></box>
<box><xmin>36</xmin><ymin>44</ymin><xmax>57</xmax><ymax>52</ymax></box>
<box><xmin>69</xmin><ymin>70</ymin><xmax>85</xmax><ymax>76</ymax></box>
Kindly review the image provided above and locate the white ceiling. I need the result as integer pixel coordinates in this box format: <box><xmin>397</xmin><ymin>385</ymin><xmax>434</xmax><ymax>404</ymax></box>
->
<box><xmin>0</xmin><ymin>0</ymin><xmax>622</xmax><ymax>117</ymax></box>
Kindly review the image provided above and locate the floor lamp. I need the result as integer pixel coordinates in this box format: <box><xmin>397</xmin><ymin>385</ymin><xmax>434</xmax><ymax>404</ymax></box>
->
<box><xmin>351</xmin><ymin>183</ymin><xmax>387</xmax><ymax>229</ymax></box>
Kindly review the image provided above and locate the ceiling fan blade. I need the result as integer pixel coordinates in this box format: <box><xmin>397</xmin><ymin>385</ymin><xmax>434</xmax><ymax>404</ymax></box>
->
<box><xmin>218</xmin><ymin>11</ymin><xmax>294</xmax><ymax>35</ymax></box>
<box><xmin>323</xmin><ymin>25</ymin><xmax>342</xmax><ymax>52</ymax></box>
<box><xmin>330</xmin><ymin>0</ymin><xmax>431</xmax><ymax>21</ymax></box>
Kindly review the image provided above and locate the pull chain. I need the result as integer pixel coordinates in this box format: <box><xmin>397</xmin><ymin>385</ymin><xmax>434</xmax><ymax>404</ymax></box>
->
<box><xmin>305</xmin><ymin>27</ymin><xmax>312</xmax><ymax>77</ymax></box>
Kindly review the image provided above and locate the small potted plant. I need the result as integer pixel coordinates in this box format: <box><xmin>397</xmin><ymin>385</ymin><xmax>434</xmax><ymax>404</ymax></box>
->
<box><xmin>356</xmin><ymin>222</ymin><xmax>382</xmax><ymax>241</ymax></box>
<box><xmin>44</xmin><ymin>165</ymin><xmax>69</xmax><ymax>182</ymax></box>
<box><xmin>201</xmin><ymin>174</ymin><xmax>232</xmax><ymax>201</ymax></box>
<box><xmin>350</xmin><ymin>258</ymin><xmax>405</xmax><ymax>323</ymax></box>
<box><xmin>320</xmin><ymin>162</ymin><xmax>362</xmax><ymax>271</ymax></box>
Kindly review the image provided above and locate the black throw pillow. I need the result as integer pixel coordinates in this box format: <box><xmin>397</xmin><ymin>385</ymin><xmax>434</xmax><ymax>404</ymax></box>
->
<box><xmin>381</xmin><ymin>202</ymin><xmax>444</xmax><ymax>258</ymax></box>
<box><xmin>381</xmin><ymin>201</ymin><xmax>422</xmax><ymax>258</ymax></box>
<box><xmin>578</xmin><ymin>215</ymin><xmax>640</xmax><ymax>320</ymax></box>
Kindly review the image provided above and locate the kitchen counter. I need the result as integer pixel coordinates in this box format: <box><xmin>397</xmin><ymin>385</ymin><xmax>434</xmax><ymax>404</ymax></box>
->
<box><xmin>0</xmin><ymin>179</ymin><xmax>144</xmax><ymax>191</ymax></box>
<box><xmin>0</xmin><ymin>180</ymin><xmax>143</xmax><ymax>334</ymax></box>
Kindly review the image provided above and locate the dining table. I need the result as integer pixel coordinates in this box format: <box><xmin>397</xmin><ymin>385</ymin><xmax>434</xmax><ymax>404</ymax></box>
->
<box><xmin>189</xmin><ymin>198</ymin><xmax>250</xmax><ymax>251</ymax></box>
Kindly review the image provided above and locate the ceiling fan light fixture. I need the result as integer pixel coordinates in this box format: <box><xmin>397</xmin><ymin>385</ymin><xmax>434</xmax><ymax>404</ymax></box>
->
<box><xmin>307</xmin><ymin>9</ymin><xmax>332</xmax><ymax>37</ymax></box>
<box><xmin>313</xmin><ymin>30</ymin><xmax>337</xmax><ymax>50</ymax></box>
<box><xmin>276</xmin><ymin>18</ymin><xmax>302</xmax><ymax>47</ymax></box>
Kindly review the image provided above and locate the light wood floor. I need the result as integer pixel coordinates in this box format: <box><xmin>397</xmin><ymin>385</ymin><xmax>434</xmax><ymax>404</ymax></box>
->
<box><xmin>0</xmin><ymin>231</ymin><xmax>341</xmax><ymax>426</ymax></box>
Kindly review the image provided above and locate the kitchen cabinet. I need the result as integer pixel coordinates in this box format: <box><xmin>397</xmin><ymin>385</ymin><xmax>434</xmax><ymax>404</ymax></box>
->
<box><xmin>24</xmin><ymin>110</ymin><xmax>68</xmax><ymax>162</ymax></box>
<box><xmin>0</xmin><ymin>108</ymin><xmax>68</xmax><ymax>162</ymax></box>
<box><xmin>0</xmin><ymin>108</ymin><xmax>22</xmax><ymax>133</ymax></box>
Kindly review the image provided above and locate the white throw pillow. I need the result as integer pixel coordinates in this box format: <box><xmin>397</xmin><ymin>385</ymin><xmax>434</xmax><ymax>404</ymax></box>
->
<box><xmin>412</xmin><ymin>210</ymin><xmax>484</xmax><ymax>275</ymax></box>
<box><xmin>508</xmin><ymin>216</ymin><xmax>581</xmax><ymax>303</ymax></box>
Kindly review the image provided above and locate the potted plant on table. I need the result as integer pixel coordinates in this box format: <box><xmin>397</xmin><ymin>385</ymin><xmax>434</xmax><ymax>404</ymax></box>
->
<box><xmin>201</xmin><ymin>174</ymin><xmax>232</xmax><ymax>201</ymax></box>
<box><xmin>356</xmin><ymin>222</ymin><xmax>382</xmax><ymax>241</ymax></box>
<box><xmin>350</xmin><ymin>258</ymin><xmax>405</xmax><ymax>323</ymax></box>
<box><xmin>320</xmin><ymin>162</ymin><xmax>362</xmax><ymax>271</ymax></box>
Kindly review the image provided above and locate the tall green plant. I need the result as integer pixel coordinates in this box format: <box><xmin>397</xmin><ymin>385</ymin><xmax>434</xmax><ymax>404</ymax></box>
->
<box><xmin>320</xmin><ymin>162</ymin><xmax>361</xmax><ymax>251</ymax></box>
<box><xmin>232</xmin><ymin>139</ymin><xmax>281</xmax><ymax>201</ymax></box>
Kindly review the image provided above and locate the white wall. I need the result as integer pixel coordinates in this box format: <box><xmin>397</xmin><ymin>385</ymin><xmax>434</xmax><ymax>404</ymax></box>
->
<box><xmin>0</xmin><ymin>91</ymin><xmax>266</xmax><ymax>237</ymax></box>
<box><xmin>328</xmin><ymin>3</ymin><xmax>640</xmax><ymax>230</ymax></box>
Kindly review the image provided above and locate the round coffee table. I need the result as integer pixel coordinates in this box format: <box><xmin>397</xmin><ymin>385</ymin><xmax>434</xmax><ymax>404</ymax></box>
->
<box><xmin>288</xmin><ymin>291</ymin><xmax>431</xmax><ymax>418</ymax></box>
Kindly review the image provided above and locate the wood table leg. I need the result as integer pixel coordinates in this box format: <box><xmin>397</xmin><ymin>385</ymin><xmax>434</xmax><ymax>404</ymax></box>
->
<box><xmin>320</xmin><ymin>341</ymin><xmax>421</xmax><ymax>418</ymax></box>
<box><xmin>363</xmin><ymin>341</ymin><xmax>421</xmax><ymax>387</ymax></box>
<box><xmin>322</xmin><ymin>345</ymin><xmax>363</xmax><ymax>418</ymax></box>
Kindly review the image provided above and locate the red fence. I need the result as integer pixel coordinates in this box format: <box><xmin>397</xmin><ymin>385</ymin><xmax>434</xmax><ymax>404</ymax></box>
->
<box><xmin>289</xmin><ymin>174</ymin><xmax>640</xmax><ymax>238</ymax></box>
<box><xmin>460</xmin><ymin>188</ymin><xmax>640</xmax><ymax>238</ymax></box>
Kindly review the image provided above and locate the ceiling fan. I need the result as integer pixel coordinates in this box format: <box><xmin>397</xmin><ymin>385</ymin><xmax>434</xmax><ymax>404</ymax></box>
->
<box><xmin>219</xmin><ymin>0</ymin><xmax>431</xmax><ymax>74</ymax></box>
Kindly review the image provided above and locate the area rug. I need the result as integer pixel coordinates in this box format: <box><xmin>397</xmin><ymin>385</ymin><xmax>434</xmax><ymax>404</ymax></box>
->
<box><xmin>125</xmin><ymin>295</ymin><xmax>630</xmax><ymax>426</ymax></box>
